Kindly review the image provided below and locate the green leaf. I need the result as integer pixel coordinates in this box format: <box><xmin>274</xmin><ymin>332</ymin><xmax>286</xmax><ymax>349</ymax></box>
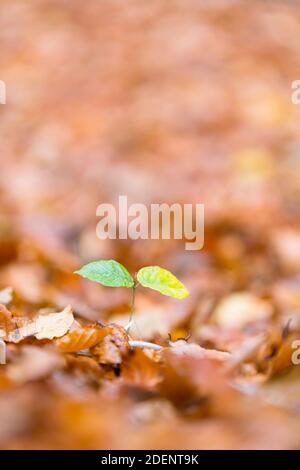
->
<box><xmin>137</xmin><ymin>266</ymin><xmax>189</xmax><ymax>299</ymax></box>
<box><xmin>75</xmin><ymin>260</ymin><xmax>134</xmax><ymax>288</ymax></box>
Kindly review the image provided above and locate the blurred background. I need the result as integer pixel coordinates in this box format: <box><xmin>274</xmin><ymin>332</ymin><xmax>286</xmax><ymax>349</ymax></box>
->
<box><xmin>1</xmin><ymin>0</ymin><xmax>300</xmax><ymax>449</ymax></box>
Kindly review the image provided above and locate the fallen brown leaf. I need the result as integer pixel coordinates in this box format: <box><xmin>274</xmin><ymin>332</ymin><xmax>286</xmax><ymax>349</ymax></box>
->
<box><xmin>7</xmin><ymin>306</ymin><xmax>74</xmax><ymax>343</ymax></box>
<box><xmin>92</xmin><ymin>324</ymin><xmax>129</xmax><ymax>365</ymax></box>
<box><xmin>168</xmin><ymin>340</ymin><xmax>230</xmax><ymax>362</ymax></box>
<box><xmin>56</xmin><ymin>324</ymin><xmax>107</xmax><ymax>353</ymax></box>
<box><xmin>121</xmin><ymin>349</ymin><xmax>162</xmax><ymax>391</ymax></box>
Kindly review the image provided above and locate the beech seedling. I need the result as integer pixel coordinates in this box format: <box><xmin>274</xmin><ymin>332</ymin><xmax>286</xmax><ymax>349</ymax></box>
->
<box><xmin>75</xmin><ymin>260</ymin><xmax>189</xmax><ymax>324</ymax></box>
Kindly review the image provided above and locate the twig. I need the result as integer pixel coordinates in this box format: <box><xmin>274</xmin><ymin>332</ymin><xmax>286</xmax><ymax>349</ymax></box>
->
<box><xmin>129</xmin><ymin>340</ymin><xmax>162</xmax><ymax>351</ymax></box>
<box><xmin>75</xmin><ymin>341</ymin><xmax>163</xmax><ymax>354</ymax></box>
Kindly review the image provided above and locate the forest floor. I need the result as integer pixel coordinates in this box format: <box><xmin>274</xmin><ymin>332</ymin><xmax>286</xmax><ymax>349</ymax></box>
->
<box><xmin>1</xmin><ymin>0</ymin><xmax>300</xmax><ymax>449</ymax></box>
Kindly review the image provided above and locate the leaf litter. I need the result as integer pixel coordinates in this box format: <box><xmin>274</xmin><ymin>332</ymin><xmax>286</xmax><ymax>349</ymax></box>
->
<box><xmin>0</xmin><ymin>0</ymin><xmax>300</xmax><ymax>450</ymax></box>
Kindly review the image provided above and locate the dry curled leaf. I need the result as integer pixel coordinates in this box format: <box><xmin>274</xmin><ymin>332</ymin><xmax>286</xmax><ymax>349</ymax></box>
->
<box><xmin>7</xmin><ymin>321</ymin><xmax>38</xmax><ymax>343</ymax></box>
<box><xmin>91</xmin><ymin>324</ymin><xmax>129</xmax><ymax>365</ymax></box>
<box><xmin>35</xmin><ymin>306</ymin><xmax>74</xmax><ymax>340</ymax></box>
<box><xmin>0</xmin><ymin>304</ymin><xmax>16</xmax><ymax>339</ymax></box>
<box><xmin>7</xmin><ymin>306</ymin><xmax>74</xmax><ymax>343</ymax></box>
<box><xmin>0</xmin><ymin>304</ymin><xmax>12</xmax><ymax>325</ymax></box>
<box><xmin>56</xmin><ymin>324</ymin><xmax>107</xmax><ymax>353</ymax></box>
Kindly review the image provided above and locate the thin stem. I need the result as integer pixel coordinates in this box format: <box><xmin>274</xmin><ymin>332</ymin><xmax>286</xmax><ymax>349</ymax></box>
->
<box><xmin>129</xmin><ymin>283</ymin><xmax>137</xmax><ymax>323</ymax></box>
<box><xmin>124</xmin><ymin>283</ymin><xmax>138</xmax><ymax>333</ymax></box>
